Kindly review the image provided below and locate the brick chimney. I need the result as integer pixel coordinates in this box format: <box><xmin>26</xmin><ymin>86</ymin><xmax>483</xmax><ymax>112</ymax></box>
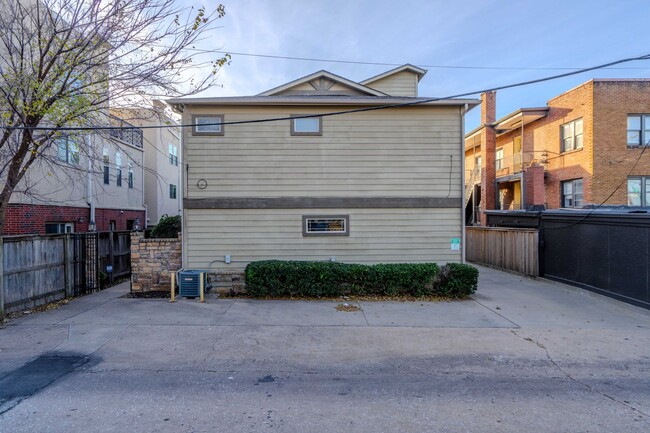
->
<box><xmin>479</xmin><ymin>91</ymin><xmax>497</xmax><ymax>225</ymax></box>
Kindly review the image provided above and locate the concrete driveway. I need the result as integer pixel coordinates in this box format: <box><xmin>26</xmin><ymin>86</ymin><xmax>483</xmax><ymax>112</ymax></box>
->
<box><xmin>1</xmin><ymin>265</ymin><xmax>649</xmax><ymax>432</ymax></box>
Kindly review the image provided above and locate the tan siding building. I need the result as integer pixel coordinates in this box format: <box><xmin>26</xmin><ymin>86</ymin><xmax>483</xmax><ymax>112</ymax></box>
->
<box><xmin>169</xmin><ymin>65</ymin><xmax>479</xmax><ymax>270</ymax></box>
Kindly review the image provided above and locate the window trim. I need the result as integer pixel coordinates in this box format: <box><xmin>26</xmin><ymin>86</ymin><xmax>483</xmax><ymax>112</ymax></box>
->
<box><xmin>495</xmin><ymin>147</ymin><xmax>504</xmax><ymax>170</ymax></box>
<box><xmin>302</xmin><ymin>215</ymin><xmax>349</xmax><ymax>237</ymax></box>
<box><xmin>291</xmin><ymin>115</ymin><xmax>322</xmax><ymax>136</ymax></box>
<box><xmin>561</xmin><ymin>178</ymin><xmax>584</xmax><ymax>208</ymax></box>
<box><xmin>128</xmin><ymin>161</ymin><xmax>134</xmax><ymax>189</ymax></box>
<box><xmin>627</xmin><ymin>114</ymin><xmax>650</xmax><ymax>147</ymax></box>
<box><xmin>56</xmin><ymin>136</ymin><xmax>80</xmax><ymax>165</ymax></box>
<box><xmin>45</xmin><ymin>222</ymin><xmax>74</xmax><ymax>234</ymax></box>
<box><xmin>560</xmin><ymin>118</ymin><xmax>584</xmax><ymax>153</ymax></box>
<box><xmin>192</xmin><ymin>114</ymin><xmax>224</xmax><ymax>136</ymax></box>
<box><xmin>627</xmin><ymin>176</ymin><xmax>650</xmax><ymax>206</ymax></box>
<box><xmin>103</xmin><ymin>148</ymin><xmax>110</xmax><ymax>185</ymax></box>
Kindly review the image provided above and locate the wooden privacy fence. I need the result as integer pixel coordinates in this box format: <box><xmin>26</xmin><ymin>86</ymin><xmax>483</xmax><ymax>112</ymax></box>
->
<box><xmin>466</xmin><ymin>227</ymin><xmax>539</xmax><ymax>276</ymax></box>
<box><xmin>0</xmin><ymin>231</ymin><xmax>132</xmax><ymax>320</ymax></box>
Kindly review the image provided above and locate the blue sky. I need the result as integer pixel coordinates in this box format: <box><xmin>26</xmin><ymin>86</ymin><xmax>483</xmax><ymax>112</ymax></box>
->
<box><xmin>187</xmin><ymin>0</ymin><xmax>650</xmax><ymax>131</ymax></box>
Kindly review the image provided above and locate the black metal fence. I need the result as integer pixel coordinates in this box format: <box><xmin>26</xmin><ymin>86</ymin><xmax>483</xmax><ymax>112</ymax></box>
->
<box><xmin>483</xmin><ymin>210</ymin><xmax>650</xmax><ymax>309</ymax></box>
<box><xmin>540</xmin><ymin>211</ymin><xmax>649</xmax><ymax>309</ymax></box>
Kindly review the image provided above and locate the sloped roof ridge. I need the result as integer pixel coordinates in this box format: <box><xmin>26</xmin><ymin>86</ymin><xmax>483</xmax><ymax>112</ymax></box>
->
<box><xmin>258</xmin><ymin>69</ymin><xmax>387</xmax><ymax>97</ymax></box>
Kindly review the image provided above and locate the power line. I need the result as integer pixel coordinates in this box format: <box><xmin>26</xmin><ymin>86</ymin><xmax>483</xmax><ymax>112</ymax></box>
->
<box><xmin>8</xmin><ymin>52</ymin><xmax>650</xmax><ymax>133</ymax></box>
<box><xmin>186</xmin><ymin>48</ymin><xmax>650</xmax><ymax>71</ymax></box>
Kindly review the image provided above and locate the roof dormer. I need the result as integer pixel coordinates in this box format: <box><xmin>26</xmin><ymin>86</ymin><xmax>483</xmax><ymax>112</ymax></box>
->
<box><xmin>360</xmin><ymin>64</ymin><xmax>427</xmax><ymax>97</ymax></box>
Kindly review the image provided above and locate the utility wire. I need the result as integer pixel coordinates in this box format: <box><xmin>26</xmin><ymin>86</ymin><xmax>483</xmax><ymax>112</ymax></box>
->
<box><xmin>8</xmin><ymin>52</ymin><xmax>650</xmax><ymax>133</ymax></box>
<box><xmin>187</xmin><ymin>48</ymin><xmax>650</xmax><ymax>71</ymax></box>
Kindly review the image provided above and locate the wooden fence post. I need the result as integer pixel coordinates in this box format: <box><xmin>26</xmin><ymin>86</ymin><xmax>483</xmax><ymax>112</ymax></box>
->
<box><xmin>63</xmin><ymin>235</ymin><xmax>73</xmax><ymax>298</ymax></box>
<box><xmin>0</xmin><ymin>237</ymin><xmax>5</xmax><ymax>321</ymax></box>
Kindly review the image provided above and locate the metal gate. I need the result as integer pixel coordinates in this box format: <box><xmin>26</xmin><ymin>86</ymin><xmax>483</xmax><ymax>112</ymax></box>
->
<box><xmin>72</xmin><ymin>233</ymin><xmax>99</xmax><ymax>296</ymax></box>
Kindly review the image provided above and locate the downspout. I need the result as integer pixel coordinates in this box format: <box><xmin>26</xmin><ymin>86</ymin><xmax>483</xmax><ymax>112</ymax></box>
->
<box><xmin>87</xmin><ymin>139</ymin><xmax>96</xmax><ymax>231</ymax></box>
<box><xmin>520</xmin><ymin>121</ymin><xmax>525</xmax><ymax>209</ymax></box>
<box><xmin>141</xmin><ymin>148</ymin><xmax>146</xmax><ymax>229</ymax></box>
<box><xmin>461</xmin><ymin>104</ymin><xmax>468</xmax><ymax>263</ymax></box>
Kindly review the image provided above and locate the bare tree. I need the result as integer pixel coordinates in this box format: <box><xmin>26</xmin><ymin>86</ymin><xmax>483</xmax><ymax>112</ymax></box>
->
<box><xmin>0</xmin><ymin>0</ymin><xmax>229</xmax><ymax>232</ymax></box>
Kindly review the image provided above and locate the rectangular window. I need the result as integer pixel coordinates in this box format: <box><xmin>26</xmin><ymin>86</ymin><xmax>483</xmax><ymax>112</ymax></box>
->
<box><xmin>45</xmin><ymin>223</ymin><xmax>74</xmax><ymax>234</ymax></box>
<box><xmin>56</xmin><ymin>136</ymin><xmax>80</xmax><ymax>165</ymax></box>
<box><xmin>116</xmin><ymin>152</ymin><xmax>122</xmax><ymax>187</ymax></box>
<box><xmin>561</xmin><ymin>179</ymin><xmax>584</xmax><ymax>208</ymax></box>
<box><xmin>302</xmin><ymin>215</ymin><xmax>349</xmax><ymax>236</ymax></box>
<box><xmin>192</xmin><ymin>115</ymin><xmax>224</xmax><ymax>135</ymax></box>
<box><xmin>168</xmin><ymin>144</ymin><xmax>178</xmax><ymax>166</ymax></box>
<box><xmin>627</xmin><ymin>176</ymin><xmax>650</xmax><ymax>206</ymax></box>
<box><xmin>561</xmin><ymin>118</ymin><xmax>583</xmax><ymax>152</ymax></box>
<box><xmin>495</xmin><ymin>148</ymin><xmax>504</xmax><ymax>170</ymax></box>
<box><xmin>169</xmin><ymin>184</ymin><xmax>177</xmax><ymax>199</ymax></box>
<box><xmin>291</xmin><ymin>116</ymin><xmax>322</xmax><ymax>136</ymax></box>
<box><xmin>627</xmin><ymin>114</ymin><xmax>650</xmax><ymax>147</ymax></box>
<box><xmin>128</xmin><ymin>162</ymin><xmax>134</xmax><ymax>189</ymax></box>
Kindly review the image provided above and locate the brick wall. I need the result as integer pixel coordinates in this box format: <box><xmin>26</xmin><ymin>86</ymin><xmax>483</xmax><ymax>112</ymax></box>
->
<box><xmin>592</xmin><ymin>80</ymin><xmax>650</xmax><ymax>205</ymax></box>
<box><xmin>130</xmin><ymin>231</ymin><xmax>182</xmax><ymax>292</ymax></box>
<box><xmin>3</xmin><ymin>204</ymin><xmax>145</xmax><ymax>235</ymax></box>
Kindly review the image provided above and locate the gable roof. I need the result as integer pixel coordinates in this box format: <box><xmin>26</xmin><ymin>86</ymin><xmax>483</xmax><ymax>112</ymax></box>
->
<box><xmin>360</xmin><ymin>64</ymin><xmax>428</xmax><ymax>86</ymax></box>
<box><xmin>258</xmin><ymin>70</ymin><xmax>387</xmax><ymax>97</ymax></box>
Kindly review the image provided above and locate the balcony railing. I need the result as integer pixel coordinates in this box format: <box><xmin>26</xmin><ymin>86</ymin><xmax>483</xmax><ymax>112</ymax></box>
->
<box><xmin>496</xmin><ymin>152</ymin><xmax>533</xmax><ymax>176</ymax></box>
<box><xmin>108</xmin><ymin>114</ymin><xmax>143</xmax><ymax>148</ymax></box>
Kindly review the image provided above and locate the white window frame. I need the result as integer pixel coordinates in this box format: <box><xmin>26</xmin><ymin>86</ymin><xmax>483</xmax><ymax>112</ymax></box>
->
<box><xmin>627</xmin><ymin>176</ymin><xmax>650</xmax><ymax>206</ymax></box>
<box><xmin>192</xmin><ymin>115</ymin><xmax>224</xmax><ymax>135</ymax></box>
<box><xmin>103</xmin><ymin>148</ymin><xmax>110</xmax><ymax>185</ymax></box>
<box><xmin>56</xmin><ymin>136</ymin><xmax>80</xmax><ymax>165</ymax></box>
<box><xmin>627</xmin><ymin>114</ymin><xmax>650</xmax><ymax>147</ymax></box>
<box><xmin>561</xmin><ymin>118</ymin><xmax>584</xmax><ymax>152</ymax></box>
<box><xmin>45</xmin><ymin>222</ymin><xmax>74</xmax><ymax>234</ymax></box>
<box><xmin>116</xmin><ymin>152</ymin><xmax>122</xmax><ymax>187</ymax></box>
<box><xmin>495</xmin><ymin>148</ymin><xmax>504</xmax><ymax>170</ymax></box>
<box><xmin>302</xmin><ymin>215</ymin><xmax>349</xmax><ymax>237</ymax></box>
<box><xmin>561</xmin><ymin>178</ymin><xmax>584</xmax><ymax>208</ymax></box>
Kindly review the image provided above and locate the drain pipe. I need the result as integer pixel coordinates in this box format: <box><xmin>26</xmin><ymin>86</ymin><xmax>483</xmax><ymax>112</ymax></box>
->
<box><xmin>87</xmin><ymin>142</ymin><xmax>96</xmax><ymax>231</ymax></box>
<box><xmin>460</xmin><ymin>104</ymin><xmax>468</xmax><ymax>263</ymax></box>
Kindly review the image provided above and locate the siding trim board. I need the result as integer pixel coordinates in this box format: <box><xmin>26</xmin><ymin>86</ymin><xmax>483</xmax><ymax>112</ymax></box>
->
<box><xmin>185</xmin><ymin>197</ymin><xmax>461</xmax><ymax>209</ymax></box>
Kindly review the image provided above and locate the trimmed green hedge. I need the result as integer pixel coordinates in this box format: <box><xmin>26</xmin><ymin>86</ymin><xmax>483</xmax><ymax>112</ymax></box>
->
<box><xmin>244</xmin><ymin>261</ymin><xmax>478</xmax><ymax>298</ymax></box>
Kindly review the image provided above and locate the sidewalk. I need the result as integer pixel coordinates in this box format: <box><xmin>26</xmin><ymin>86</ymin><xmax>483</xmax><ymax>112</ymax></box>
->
<box><xmin>1</xmin><ymin>265</ymin><xmax>649</xmax><ymax>432</ymax></box>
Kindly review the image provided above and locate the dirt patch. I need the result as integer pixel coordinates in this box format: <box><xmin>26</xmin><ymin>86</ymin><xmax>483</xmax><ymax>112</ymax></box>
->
<box><xmin>335</xmin><ymin>303</ymin><xmax>362</xmax><ymax>312</ymax></box>
<box><xmin>121</xmin><ymin>291</ymin><xmax>170</xmax><ymax>299</ymax></box>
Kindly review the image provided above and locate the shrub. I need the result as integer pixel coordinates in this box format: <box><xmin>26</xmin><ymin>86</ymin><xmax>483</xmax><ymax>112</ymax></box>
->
<box><xmin>245</xmin><ymin>260</ymin><xmax>440</xmax><ymax>298</ymax></box>
<box><xmin>434</xmin><ymin>263</ymin><xmax>479</xmax><ymax>298</ymax></box>
<box><xmin>150</xmin><ymin>215</ymin><xmax>181</xmax><ymax>239</ymax></box>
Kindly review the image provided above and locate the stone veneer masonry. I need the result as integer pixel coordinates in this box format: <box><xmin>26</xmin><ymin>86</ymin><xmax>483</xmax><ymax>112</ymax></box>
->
<box><xmin>130</xmin><ymin>231</ymin><xmax>182</xmax><ymax>292</ymax></box>
<box><xmin>129</xmin><ymin>232</ymin><xmax>245</xmax><ymax>293</ymax></box>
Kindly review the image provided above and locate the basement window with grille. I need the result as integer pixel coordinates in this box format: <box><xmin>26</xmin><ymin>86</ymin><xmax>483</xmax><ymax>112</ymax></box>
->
<box><xmin>302</xmin><ymin>215</ymin><xmax>349</xmax><ymax>236</ymax></box>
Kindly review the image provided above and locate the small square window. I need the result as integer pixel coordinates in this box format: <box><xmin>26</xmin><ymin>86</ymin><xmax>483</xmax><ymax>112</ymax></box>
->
<box><xmin>302</xmin><ymin>215</ymin><xmax>349</xmax><ymax>236</ymax></box>
<box><xmin>192</xmin><ymin>115</ymin><xmax>224</xmax><ymax>136</ymax></box>
<box><xmin>291</xmin><ymin>116</ymin><xmax>322</xmax><ymax>136</ymax></box>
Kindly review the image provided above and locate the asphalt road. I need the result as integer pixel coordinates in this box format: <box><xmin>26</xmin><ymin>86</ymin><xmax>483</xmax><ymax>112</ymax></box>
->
<box><xmin>1</xmin><ymin>265</ymin><xmax>649</xmax><ymax>432</ymax></box>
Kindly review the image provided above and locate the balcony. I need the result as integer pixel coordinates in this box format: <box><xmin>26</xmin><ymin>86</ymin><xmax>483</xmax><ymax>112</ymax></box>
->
<box><xmin>495</xmin><ymin>152</ymin><xmax>534</xmax><ymax>177</ymax></box>
<box><xmin>108</xmin><ymin>114</ymin><xmax>143</xmax><ymax>148</ymax></box>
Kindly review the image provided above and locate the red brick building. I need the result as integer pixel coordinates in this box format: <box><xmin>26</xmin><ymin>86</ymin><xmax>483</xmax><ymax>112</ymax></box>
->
<box><xmin>465</xmin><ymin>79</ymin><xmax>650</xmax><ymax>225</ymax></box>
<box><xmin>3</xmin><ymin>117</ymin><xmax>146</xmax><ymax>236</ymax></box>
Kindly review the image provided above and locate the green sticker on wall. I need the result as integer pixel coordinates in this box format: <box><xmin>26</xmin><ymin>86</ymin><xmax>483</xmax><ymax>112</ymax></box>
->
<box><xmin>450</xmin><ymin>238</ymin><xmax>461</xmax><ymax>251</ymax></box>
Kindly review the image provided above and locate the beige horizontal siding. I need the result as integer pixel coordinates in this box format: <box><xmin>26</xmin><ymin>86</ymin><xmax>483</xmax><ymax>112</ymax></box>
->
<box><xmin>184</xmin><ymin>106</ymin><xmax>462</xmax><ymax>198</ymax></box>
<box><xmin>185</xmin><ymin>208</ymin><xmax>461</xmax><ymax>268</ymax></box>
<box><xmin>364</xmin><ymin>71</ymin><xmax>418</xmax><ymax>96</ymax></box>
